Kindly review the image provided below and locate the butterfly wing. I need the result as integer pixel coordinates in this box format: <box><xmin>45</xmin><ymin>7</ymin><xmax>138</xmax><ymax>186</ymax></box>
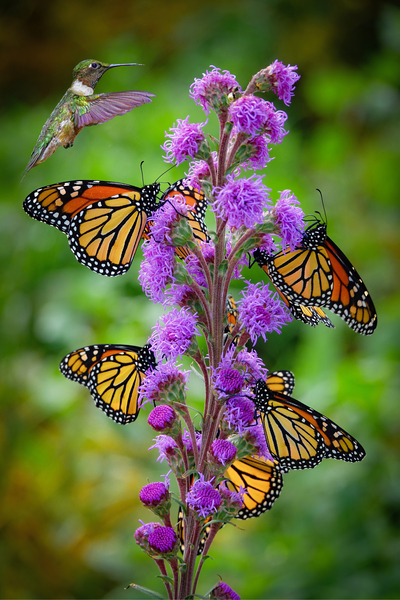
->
<box><xmin>266</xmin><ymin>370</ymin><xmax>295</xmax><ymax>396</ymax></box>
<box><xmin>60</xmin><ymin>344</ymin><xmax>156</xmax><ymax>424</ymax></box>
<box><xmin>253</xmin><ymin>248</ymin><xmax>335</xmax><ymax>328</ymax></box>
<box><xmin>23</xmin><ymin>180</ymin><xmax>142</xmax><ymax>234</ymax></box>
<box><xmin>255</xmin><ymin>380</ymin><xmax>365</xmax><ymax>473</ymax></box>
<box><xmin>225</xmin><ymin>455</ymin><xmax>283</xmax><ymax>519</ymax></box>
<box><xmin>177</xmin><ymin>506</ymin><xmax>211</xmax><ymax>556</ymax></box>
<box><xmin>323</xmin><ymin>236</ymin><xmax>377</xmax><ymax>335</ymax></box>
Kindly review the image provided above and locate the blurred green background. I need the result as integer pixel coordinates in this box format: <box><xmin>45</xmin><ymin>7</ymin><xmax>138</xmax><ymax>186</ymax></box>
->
<box><xmin>1</xmin><ymin>0</ymin><xmax>399</xmax><ymax>598</ymax></box>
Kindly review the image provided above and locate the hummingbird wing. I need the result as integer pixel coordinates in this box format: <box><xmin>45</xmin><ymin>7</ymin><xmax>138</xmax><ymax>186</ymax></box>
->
<box><xmin>75</xmin><ymin>91</ymin><xmax>155</xmax><ymax>128</ymax></box>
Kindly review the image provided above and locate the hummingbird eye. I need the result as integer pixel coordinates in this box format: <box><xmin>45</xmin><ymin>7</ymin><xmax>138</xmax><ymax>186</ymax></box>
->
<box><xmin>90</xmin><ymin>62</ymin><xmax>100</xmax><ymax>69</ymax></box>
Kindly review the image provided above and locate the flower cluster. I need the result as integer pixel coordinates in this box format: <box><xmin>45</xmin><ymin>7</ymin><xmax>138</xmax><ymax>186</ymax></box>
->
<box><xmin>37</xmin><ymin>57</ymin><xmax>368</xmax><ymax>600</ymax></box>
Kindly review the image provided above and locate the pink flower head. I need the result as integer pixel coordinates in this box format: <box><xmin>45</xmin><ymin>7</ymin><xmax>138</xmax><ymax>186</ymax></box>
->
<box><xmin>147</xmin><ymin>405</ymin><xmax>178</xmax><ymax>431</ymax></box>
<box><xmin>185</xmin><ymin>152</ymin><xmax>218</xmax><ymax>189</ymax></box>
<box><xmin>210</xmin><ymin>439</ymin><xmax>237</xmax><ymax>466</ymax></box>
<box><xmin>139</xmin><ymin>361</ymin><xmax>189</xmax><ymax>408</ymax></box>
<box><xmin>149</xmin><ymin>435</ymin><xmax>178</xmax><ymax>463</ymax></box>
<box><xmin>210</xmin><ymin>580</ymin><xmax>241</xmax><ymax>600</ymax></box>
<box><xmin>148</xmin><ymin>526</ymin><xmax>178</xmax><ymax>554</ymax></box>
<box><xmin>212</xmin><ymin>351</ymin><xmax>245</xmax><ymax>397</ymax></box>
<box><xmin>239</xmin><ymin>281</ymin><xmax>293</xmax><ymax>343</ymax></box>
<box><xmin>139</xmin><ymin>481</ymin><xmax>170</xmax><ymax>507</ymax></box>
<box><xmin>162</xmin><ymin>116</ymin><xmax>207</xmax><ymax>165</ymax></box>
<box><xmin>182</xmin><ymin>428</ymin><xmax>202</xmax><ymax>453</ymax></box>
<box><xmin>229</xmin><ymin>96</ymin><xmax>288</xmax><ymax>143</ymax></box>
<box><xmin>213</xmin><ymin>173</ymin><xmax>271</xmax><ymax>230</ymax></box>
<box><xmin>190</xmin><ymin>66</ymin><xmax>242</xmax><ymax>115</ymax></box>
<box><xmin>273</xmin><ymin>189</ymin><xmax>305</xmax><ymax>251</ymax></box>
<box><xmin>241</xmin><ymin>135</ymin><xmax>273</xmax><ymax>171</ymax></box>
<box><xmin>149</xmin><ymin>307</ymin><xmax>200</xmax><ymax>361</ymax></box>
<box><xmin>223</xmin><ymin>395</ymin><xmax>255</xmax><ymax>434</ymax></box>
<box><xmin>138</xmin><ymin>240</ymin><xmax>175</xmax><ymax>303</ymax></box>
<box><xmin>266</xmin><ymin>60</ymin><xmax>301</xmax><ymax>106</ymax></box>
<box><xmin>236</xmin><ymin>348</ymin><xmax>268</xmax><ymax>380</ymax></box>
<box><xmin>245</xmin><ymin>424</ymin><xmax>274</xmax><ymax>463</ymax></box>
<box><xmin>186</xmin><ymin>474</ymin><xmax>222</xmax><ymax>518</ymax></box>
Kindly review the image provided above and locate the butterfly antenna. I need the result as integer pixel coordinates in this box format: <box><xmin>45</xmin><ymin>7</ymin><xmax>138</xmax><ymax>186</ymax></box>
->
<box><xmin>316</xmin><ymin>189</ymin><xmax>328</xmax><ymax>226</ymax></box>
<box><xmin>155</xmin><ymin>165</ymin><xmax>174</xmax><ymax>184</ymax></box>
<box><xmin>140</xmin><ymin>161</ymin><xmax>145</xmax><ymax>186</ymax></box>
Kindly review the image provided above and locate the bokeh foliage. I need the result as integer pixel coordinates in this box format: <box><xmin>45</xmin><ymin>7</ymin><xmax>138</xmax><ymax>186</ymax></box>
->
<box><xmin>1</xmin><ymin>1</ymin><xmax>399</xmax><ymax>598</ymax></box>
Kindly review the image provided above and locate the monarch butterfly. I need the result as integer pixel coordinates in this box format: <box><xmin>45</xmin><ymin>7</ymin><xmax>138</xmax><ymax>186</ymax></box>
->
<box><xmin>59</xmin><ymin>343</ymin><xmax>156</xmax><ymax>424</ymax></box>
<box><xmin>254</xmin><ymin>379</ymin><xmax>366</xmax><ymax>473</ymax></box>
<box><xmin>266</xmin><ymin>370</ymin><xmax>295</xmax><ymax>396</ymax></box>
<box><xmin>143</xmin><ymin>179</ymin><xmax>210</xmax><ymax>260</ymax></box>
<box><xmin>23</xmin><ymin>180</ymin><xmax>161</xmax><ymax>276</ymax></box>
<box><xmin>263</xmin><ymin>216</ymin><xmax>377</xmax><ymax>335</ymax></box>
<box><xmin>253</xmin><ymin>248</ymin><xmax>334</xmax><ymax>329</ymax></box>
<box><xmin>223</xmin><ymin>295</ymin><xmax>240</xmax><ymax>346</ymax></box>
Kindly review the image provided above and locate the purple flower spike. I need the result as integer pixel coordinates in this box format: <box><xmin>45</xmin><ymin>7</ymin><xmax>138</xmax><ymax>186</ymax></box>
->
<box><xmin>239</xmin><ymin>281</ymin><xmax>292</xmax><ymax>343</ymax></box>
<box><xmin>210</xmin><ymin>580</ymin><xmax>241</xmax><ymax>600</ymax></box>
<box><xmin>223</xmin><ymin>395</ymin><xmax>255</xmax><ymax>435</ymax></box>
<box><xmin>242</xmin><ymin>135</ymin><xmax>273</xmax><ymax>171</ymax></box>
<box><xmin>267</xmin><ymin>60</ymin><xmax>301</xmax><ymax>106</ymax></box>
<box><xmin>273</xmin><ymin>189</ymin><xmax>305</xmax><ymax>250</ymax></box>
<box><xmin>162</xmin><ymin>116</ymin><xmax>207</xmax><ymax>165</ymax></box>
<box><xmin>236</xmin><ymin>348</ymin><xmax>268</xmax><ymax>380</ymax></box>
<box><xmin>148</xmin><ymin>526</ymin><xmax>178</xmax><ymax>554</ymax></box>
<box><xmin>190</xmin><ymin>66</ymin><xmax>241</xmax><ymax>115</ymax></box>
<box><xmin>210</xmin><ymin>439</ymin><xmax>237</xmax><ymax>466</ymax></box>
<box><xmin>147</xmin><ymin>405</ymin><xmax>177</xmax><ymax>431</ymax></box>
<box><xmin>186</xmin><ymin>474</ymin><xmax>222</xmax><ymax>518</ymax></box>
<box><xmin>229</xmin><ymin>96</ymin><xmax>288</xmax><ymax>143</ymax></box>
<box><xmin>182</xmin><ymin>428</ymin><xmax>202</xmax><ymax>453</ymax></box>
<box><xmin>139</xmin><ymin>481</ymin><xmax>170</xmax><ymax>507</ymax></box>
<box><xmin>213</xmin><ymin>173</ymin><xmax>271</xmax><ymax>230</ymax></box>
<box><xmin>150</xmin><ymin>307</ymin><xmax>200</xmax><ymax>361</ymax></box>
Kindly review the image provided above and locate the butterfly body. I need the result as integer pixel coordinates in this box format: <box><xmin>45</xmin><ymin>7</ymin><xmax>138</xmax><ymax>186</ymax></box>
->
<box><xmin>23</xmin><ymin>59</ymin><xmax>154</xmax><ymax>177</ymax></box>
<box><xmin>60</xmin><ymin>343</ymin><xmax>156</xmax><ymax>424</ymax></box>
<box><xmin>24</xmin><ymin>180</ymin><xmax>160</xmax><ymax>275</ymax></box>
<box><xmin>254</xmin><ymin>380</ymin><xmax>366</xmax><ymax>473</ymax></box>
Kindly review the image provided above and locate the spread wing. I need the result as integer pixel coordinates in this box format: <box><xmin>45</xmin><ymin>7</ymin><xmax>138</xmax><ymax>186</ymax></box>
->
<box><xmin>75</xmin><ymin>91</ymin><xmax>155</xmax><ymax>128</ymax></box>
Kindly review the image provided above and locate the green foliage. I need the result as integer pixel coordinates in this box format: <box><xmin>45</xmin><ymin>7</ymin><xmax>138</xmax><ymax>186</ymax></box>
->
<box><xmin>1</xmin><ymin>1</ymin><xmax>399</xmax><ymax>598</ymax></box>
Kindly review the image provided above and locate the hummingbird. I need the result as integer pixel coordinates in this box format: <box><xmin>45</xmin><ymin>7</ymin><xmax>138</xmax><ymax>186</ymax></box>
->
<box><xmin>23</xmin><ymin>59</ymin><xmax>155</xmax><ymax>177</ymax></box>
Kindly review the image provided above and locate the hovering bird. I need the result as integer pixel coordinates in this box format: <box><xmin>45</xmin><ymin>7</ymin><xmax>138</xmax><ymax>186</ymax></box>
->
<box><xmin>23</xmin><ymin>59</ymin><xmax>155</xmax><ymax>177</ymax></box>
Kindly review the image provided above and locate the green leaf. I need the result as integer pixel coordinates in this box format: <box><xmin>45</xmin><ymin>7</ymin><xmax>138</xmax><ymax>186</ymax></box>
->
<box><xmin>124</xmin><ymin>583</ymin><xmax>166</xmax><ymax>599</ymax></box>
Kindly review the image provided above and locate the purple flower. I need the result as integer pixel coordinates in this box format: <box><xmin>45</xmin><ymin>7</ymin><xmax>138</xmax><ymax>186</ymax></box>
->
<box><xmin>185</xmin><ymin>253</ymin><xmax>208</xmax><ymax>288</ymax></box>
<box><xmin>212</xmin><ymin>352</ymin><xmax>245</xmax><ymax>397</ymax></box>
<box><xmin>241</xmin><ymin>135</ymin><xmax>273</xmax><ymax>171</ymax></box>
<box><xmin>164</xmin><ymin>282</ymin><xmax>197</xmax><ymax>307</ymax></box>
<box><xmin>149</xmin><ymin>307</ymin><xmax>200</xmax><ymax>361</ymax></box>
<box><xmin>218</xmin><ymin>483</ymin><xmax>245</xmax><ymax>511</ymax></box>
<box><xmin>239</xmin><ymin>281</ymin><xmax>293</xmax><ymax>343</ymax></box>
<box><xmin>162</xmin><ymin>117</ymin><xmax>207</xmax><ymax>165</ymax></box>
<box><xmin>213</xmin><ymin>174</ymin><xmax>271</xmax><ymax>229</ymax></box>
<box><xmin>236</xmin><ymin>348</ymin><xmax>268</xmax><ymax>380</ymax></box>
<box><xmin>244</xmin><ymin>424</ymin><xmax>274</xmax><ymax>463</ymax></box>
<box><xmin>139</xmin><ymin>361</ymin><xmax>189</xmax><ymax>408</ymax></box>
<box><xmin>148</xmin><ymin>526</ymin><xmax>178</xmax><ymax>554</ymax></box>
<box><xmin>186</xmin><ymin>474</ymin><xmax>222</xmax><ymax>518</ymax></box>
<box><xmin>223</xmin><ymin>395</ymin><xmax>255</xmax><ymax>434</ymax></box>
<box><xmin>266</xmin><ymin>60</ymin><xmax>301</xmax><ymax>106</ymax></box>
<box><xmin>139</xmin><ymin>240</ymin><xmax>175</xmax><ymax>303</ymax></box>
<box><xmin>190</xmin><ymin>66</ymin><xmax>241</xmax><ymax>115</ymax></box>
<box><xmin>147</xmin><ymin>405</ymin><xmax>178</xmax><ymax>431</ymax></box>
<box><xmin>210</xmin><ymin>580</ymin><xmax>241</xmax><ymax>600</ymax></box>
<box><xmin>185</xmin><ymin>152</ymin><xmax>218</xmax><ymax>188</ymax></box>
<box><xmin>256</xmin><ymin>233</ymin><xmax>278</xmax><ymax>255</ymax></box>
<box><xmin>210</xmin><ymin>439</ymin><xmax>237</xmax><ymax>466</ymax></box>
<box><xmin>139</xmin><ymin>481</ymin><xmax>170</xmax><ymax>507</ymax></box>
<box><xmin>149</xmin><ymin>435</ymin><xmax>178</xmax><ymax>463</ymax></box>
<box><xmin>273</xmin><ymin>189</ymin><xmax>305</xmax><ymax>250</ymax></box>
<box><xmin>150</xmin><ymin>194</ymin><xmax>190</xmax><ymax>244</ymax></box>
<box><xmin>182</xmin><ymin>428</ymin><xmax>202</xmax><ymax>453</ymax></box>
<box><xmin>229</xmin><ymin>96</ymin><xmax>288</xmax><ymax>143</ymax></box>
<box><xmin>134</xmin><ymin>521</ymin><xmax>158</xmax><ymax>549</ymax></box>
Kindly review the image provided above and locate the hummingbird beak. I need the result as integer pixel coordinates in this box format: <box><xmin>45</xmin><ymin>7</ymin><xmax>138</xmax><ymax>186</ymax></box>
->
<box><xmin>107</xmin><ymin>63</ymin><xmax>144</xmax><ymax>69</ymax></box>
